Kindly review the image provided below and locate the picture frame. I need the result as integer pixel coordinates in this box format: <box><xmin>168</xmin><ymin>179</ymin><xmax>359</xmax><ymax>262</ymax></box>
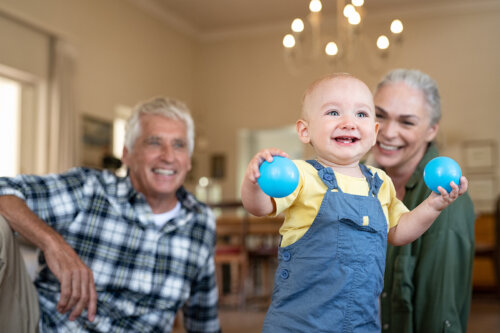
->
<box><xmin>462</xmin><ymin>140</ymin><xmax>496</xmax><ymax>174</ymax></box>
<box><xmin>211</xmin><ymin>154</ymin><xmax>226</xmax><ymax>179</ymax></box>
<box><xmin>467</xmin><ymin>174</ymin><xmax>497</xmax><ymax>213</ymax></box>
<box><xmin>82</xmin><ymin>115</ymin><xmax>112</xmax><ymax>169</ymax></box>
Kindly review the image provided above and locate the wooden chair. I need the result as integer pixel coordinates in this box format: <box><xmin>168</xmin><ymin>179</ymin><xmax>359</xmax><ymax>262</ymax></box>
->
<box><xmin>246</xmin><ymin>216</ymin><xmax>282</xmax><ymax>306</ymax></box>
<box><xmin>474</xmin><ymin>196</ymin><xmax>500</xmax><ymax>295</ymax></box>
<box><xmin>211</xmin><ymin>202</ymin><xmax>249</xmax><ymax>307</ymax></box>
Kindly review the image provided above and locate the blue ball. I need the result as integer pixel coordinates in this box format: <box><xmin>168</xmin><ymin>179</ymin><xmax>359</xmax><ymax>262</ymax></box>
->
<box><xmin>423</xmin><ymin>156</ymin><xmax>462</xmax><ymax>193</ymax></box>
<box><xmin>258</xmin><ymin>156</ymin><xmax>299</xmax><ymax>198</ymax></box>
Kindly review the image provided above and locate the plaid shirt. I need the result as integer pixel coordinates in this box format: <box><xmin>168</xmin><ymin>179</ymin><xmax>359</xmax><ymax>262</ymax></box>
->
<box><xmin>0</xmin><ymin>167</ymin><xmax>220</xmax><ymax>333</ymax></box>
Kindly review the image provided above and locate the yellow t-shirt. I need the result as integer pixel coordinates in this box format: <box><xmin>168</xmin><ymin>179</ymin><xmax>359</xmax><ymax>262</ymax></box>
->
<box><xmin>273</xmin><ymin>160</ymin><xmax>409</xmax><ymax>247</ymax></box>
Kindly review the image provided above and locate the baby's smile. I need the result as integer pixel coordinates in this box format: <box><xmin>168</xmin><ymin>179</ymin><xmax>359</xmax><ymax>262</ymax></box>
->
<box><xmin>334</xmin><ymin>136</ymin><xmax>359</xmax><ymax>144</ymax></box>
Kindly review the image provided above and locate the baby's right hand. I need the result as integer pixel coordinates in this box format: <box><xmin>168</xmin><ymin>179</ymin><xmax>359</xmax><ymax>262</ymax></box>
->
<box><xmin>245</xmin><ymin>148</ymin><xmax>289</xmax><ymax>184</ymax></box>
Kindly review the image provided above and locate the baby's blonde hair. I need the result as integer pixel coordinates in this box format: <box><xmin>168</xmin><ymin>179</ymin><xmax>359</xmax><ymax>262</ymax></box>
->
<box><xmin>301</xmin><ymin>72</ymin><xmax>360</xmax><ymax>119</ymax></box>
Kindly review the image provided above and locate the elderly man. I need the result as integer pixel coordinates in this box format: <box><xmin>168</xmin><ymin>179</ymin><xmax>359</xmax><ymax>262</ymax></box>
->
<box><xmin>0</xmin><ymin>97</ymin><xmax>220</xmax><ymax>332</ymax></box>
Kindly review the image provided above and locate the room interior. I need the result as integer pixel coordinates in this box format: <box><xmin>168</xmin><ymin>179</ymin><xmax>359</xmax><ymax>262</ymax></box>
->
<box><xmin>1</xmin><ymin>0</ymin><xmax>499</xmax><ymax>331</ymax></box>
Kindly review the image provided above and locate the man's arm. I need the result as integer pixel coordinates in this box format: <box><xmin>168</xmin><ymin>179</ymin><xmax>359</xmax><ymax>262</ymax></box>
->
<box><xmin>182</xmin><ymin>251</ymin><xmax>221</xmax><ymax>333</ymax></box>
<box><xmin>0</xmin><ymin>195</ymin><xmax>97</xmax><ymax>322</ymax></box>
<box><xmin>388</xmin><ymin>176</ymin><xmax>468</xmax><ymax>246</ymax></box>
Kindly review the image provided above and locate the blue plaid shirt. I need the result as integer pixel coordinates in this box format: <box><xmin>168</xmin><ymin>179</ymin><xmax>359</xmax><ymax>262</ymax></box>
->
<box><xmin>0</xmin><ymin>167</ymin><xmax>220</xmax><ymax>332</ymax></box>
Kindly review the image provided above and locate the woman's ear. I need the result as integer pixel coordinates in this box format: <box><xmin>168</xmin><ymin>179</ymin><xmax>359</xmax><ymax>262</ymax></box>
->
<box><xmin>296</xmin><ymin>119</ymin><xmax>310</xmax><ymax>144</ymax></box>
<box><xmin>425</xmin><ymin>122</ymin><xmax>440</xmax><ymax>142</ymax></box>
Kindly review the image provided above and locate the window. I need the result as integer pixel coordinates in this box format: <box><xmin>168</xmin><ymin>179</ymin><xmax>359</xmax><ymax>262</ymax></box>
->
<box><xmin>0</xmin><ymin>76</ymin><xmax>21</xmax><ymax>176</ymax></box>
<box><xmin>236</xmin><ymin>125</ymin><xmax>304</xmax><ymax>198</ymax></box>
<box><xmin>113</xmin><ymin>105</ymin><xmax>131</xmax><ymax>176</ymax></box>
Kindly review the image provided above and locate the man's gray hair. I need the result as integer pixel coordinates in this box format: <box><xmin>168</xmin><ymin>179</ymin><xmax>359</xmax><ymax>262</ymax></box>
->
<box><xmin>375</xmin><ymin>69</ymin><xmax>441</xmax><ymax>126</ymax></box>
<box><xmin>124</xmin><ymin>97</ymin><xmax>195</xmax><ymax>155</ymax></box>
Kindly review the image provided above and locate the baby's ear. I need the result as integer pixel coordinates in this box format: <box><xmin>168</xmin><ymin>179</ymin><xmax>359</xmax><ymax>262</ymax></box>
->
<box><xmin>296</xmin><ymin>119</ymin><xmax>310</xmax><ymax>144</ymax></box>
<box><xmin>373</xmin><ymin>122</ymin><xmax>380</xmax><ymax>146</ymax></box>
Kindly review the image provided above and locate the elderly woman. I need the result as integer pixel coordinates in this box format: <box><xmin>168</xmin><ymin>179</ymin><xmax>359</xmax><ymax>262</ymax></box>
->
<box><xmin>372</xmin><ymin>69</ymin><xmax>475</xmax><ymax>333</ymax></box>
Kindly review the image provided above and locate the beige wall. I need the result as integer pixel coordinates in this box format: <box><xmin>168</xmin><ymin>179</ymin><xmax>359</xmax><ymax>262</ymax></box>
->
<box><xmin>0</xmin><ymin>0</ymin><xmax>197</xmax><ymax>121</ymax></box>
<box><xmin>1</xmin><ymin>0</ymin><xmax>499</xmax><ymax>209</ymax></box>
<box><xmin>195</xmin><ymin>4</ymin><xmax>500</xmax><ymax>205</ymax></box>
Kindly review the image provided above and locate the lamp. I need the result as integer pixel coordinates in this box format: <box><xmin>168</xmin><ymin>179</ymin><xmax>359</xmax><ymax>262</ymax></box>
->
<box><xmin>283</xmin><ymin>0</ymin><xmax>404</xmax><ymax>72</ymax></box>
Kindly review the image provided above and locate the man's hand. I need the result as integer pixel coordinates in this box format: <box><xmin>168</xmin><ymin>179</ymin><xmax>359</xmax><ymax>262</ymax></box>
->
<box><xmin>44</xmin><ymin>234</ymin><xmax>98</xmax><ymax>322</ymax></box>
<box><xmin>0</xmin><ymin>195</ymin><xmax>98</xmax><ymax>322</ymax></box>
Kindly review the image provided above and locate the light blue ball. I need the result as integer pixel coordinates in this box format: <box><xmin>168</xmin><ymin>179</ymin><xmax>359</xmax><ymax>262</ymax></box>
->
<box><xmin>423</xmin><ymin>156</ymin><xmax>462</xmax><ymax>193</ymax></box>
<box><xmin>258</xmin><ymin>156</ymin><xmax>299</xmax><ymax>198</ymax></box>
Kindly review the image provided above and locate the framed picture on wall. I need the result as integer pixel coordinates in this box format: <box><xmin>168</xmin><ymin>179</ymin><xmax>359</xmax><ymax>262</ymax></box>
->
<box><xmin>211</xmin><ymin>154</ymin><xmax>226</xmax><ymax>179</ymax></box>
<box><xmin>462</xmin><ymin>140</ymin><xmax>496</xmax><ymax>174</ymax></box>
<box><xmin>82</xmin><ymin>115</ymin><xmax>112</xmax><ymax>169</ymax></box>
<box><xmin>467</xmin><ymin>174</ymin><xmax>497</xmax><ymax>213</ymax></box>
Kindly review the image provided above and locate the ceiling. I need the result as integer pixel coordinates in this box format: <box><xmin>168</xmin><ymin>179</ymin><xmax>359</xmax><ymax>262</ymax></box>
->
<box><xmin>128</xmin><ymin>0</ymin><xmax>491</xmax><ymax>37</ymax></box>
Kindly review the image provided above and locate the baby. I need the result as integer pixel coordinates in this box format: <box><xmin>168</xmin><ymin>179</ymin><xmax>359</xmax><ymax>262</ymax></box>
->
<box><xmin>241</xmin><ymin>73</ymin><xmax>468</xmax><ymax>332</ymax></box>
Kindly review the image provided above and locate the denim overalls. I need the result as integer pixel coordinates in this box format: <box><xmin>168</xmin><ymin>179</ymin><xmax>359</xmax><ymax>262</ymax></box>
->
<box><xmin>262</xmin><ymin>161</ymin><xmax>387</xmax><ymax>333</ymax></box>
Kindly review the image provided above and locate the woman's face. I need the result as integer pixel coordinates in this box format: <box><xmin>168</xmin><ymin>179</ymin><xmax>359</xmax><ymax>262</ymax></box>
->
<box><xmin>372</xmin><ymin>82</ymin><xmax>439</xmax><ymax>173</ymax></box>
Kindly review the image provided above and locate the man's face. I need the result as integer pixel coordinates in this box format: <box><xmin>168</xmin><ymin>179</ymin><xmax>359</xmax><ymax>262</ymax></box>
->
<box><xmin>298</xmin><ymin>76</ymin><xmax>378</xmax><ymax>168</ymax></box>
<box><xmin>122</xmin><ymin>114</ymin><xmax>191</xmax><ymax>211</ymax></box>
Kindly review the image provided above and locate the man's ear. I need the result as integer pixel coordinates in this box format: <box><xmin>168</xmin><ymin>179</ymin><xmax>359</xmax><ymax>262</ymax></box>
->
<box><xmin>122</xmin><ymin>147</ymin><xmax>129</xmax><ymax>166</ymax></box>
<box><xmin>296</xmin><ymin>119</ymin><xmax>310</xmax><ymax>144</ymax></box>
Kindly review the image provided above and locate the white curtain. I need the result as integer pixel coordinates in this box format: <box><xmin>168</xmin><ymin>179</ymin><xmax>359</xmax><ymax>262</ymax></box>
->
<box><xmin>47</xmin><ymin>38</ymin><xmax>79</xmax><ymax>173</ymax></box>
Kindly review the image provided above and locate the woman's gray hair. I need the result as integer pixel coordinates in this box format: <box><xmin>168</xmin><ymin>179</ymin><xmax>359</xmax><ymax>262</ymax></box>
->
<box><xmin>124</xmin><ymin>97</ymin><xmax>195</xmax><ymax>155</ymax></box>
<box><xmin>375</xmin><ymin>69</ymin><xmax>441</xmax><ymax>126</ymax></box>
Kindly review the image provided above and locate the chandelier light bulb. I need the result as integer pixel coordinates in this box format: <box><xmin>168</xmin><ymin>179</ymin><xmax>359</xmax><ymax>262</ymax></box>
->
<box><xmin>348</xmin><ymin>11</ymin><xmax>361</xmax><ymax>25</ymax></box>
<box><xmin>390</xmin><ymin>19</ymin><xmax>404</xmax><ymax>34</ymax></box>
<box><xmin>291</xmin><ymin>18</ymin><xmax>305</xmax><ymax>32</ymax></box>
<box><xmin>343</xmin><ymin>4</ymin><xmax>356</xmax><ymax>18</ymax></box>
<box><xmin>283</xmin><ymin>34</ymin><xmax>296</xmax><ymax>48</ymax></box>
<box><xmin>325</xmin><ymin>42</ymin><xmax>339</xmax><ymax>56</ymax></box>
<box><xmin>377</xmin><ymin>35</ymin><xmax>390</xmax><ymax>50</ymax></box>
<box><xmin>309</xmin><ymin>0</ymin><xmax>322</xmax><ymax>13</ymax></box>
<box><xmin>281</xmin><ymin>0</ymin><xmax>405</xmax><ymax>71</ymax></box>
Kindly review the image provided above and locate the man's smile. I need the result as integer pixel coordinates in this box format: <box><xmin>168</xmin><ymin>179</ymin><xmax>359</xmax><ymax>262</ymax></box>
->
<box><xmin>153</xmin><ymin>168</ymin><xmax>176</xmax><ymax>176</ymax></box>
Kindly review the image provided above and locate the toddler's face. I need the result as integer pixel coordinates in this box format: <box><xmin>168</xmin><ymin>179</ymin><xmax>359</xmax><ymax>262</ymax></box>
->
<box><xmin>298</xmin><ymin>76</ymin><xmax>378</xmax><ymax>167</ymax></box>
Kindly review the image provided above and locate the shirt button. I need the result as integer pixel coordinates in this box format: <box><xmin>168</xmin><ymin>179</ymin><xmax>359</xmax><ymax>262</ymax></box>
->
<box><xmin>282</xmin><ymin>250</ymin><xmax>291</xmax><ymax>262</ymax></box>
<box><xmin>444</xmin><ymin>320</ymin><xmax>451</xmax><ymax>328</ymax></box>
<box><xmin>381</xmin><ymin>292</ymin><xmax>387</xmax><ymax>298</ymax></box>
<box><xmin>280</xmin><ymin>269</ymin><xmax>289</xmax><ymax>279</ymax></box>
<box><xmin>383</xmin><ymin>323</ymin><xmax>389</xmax><ymax>330</ymax></box>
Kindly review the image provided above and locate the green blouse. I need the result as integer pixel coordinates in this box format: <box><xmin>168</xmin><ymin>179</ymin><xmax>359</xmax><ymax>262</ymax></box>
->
<box><xmin>381</xmin><ymin>142</ymin><xmax>476</xmax><ymax>333</ymax></box>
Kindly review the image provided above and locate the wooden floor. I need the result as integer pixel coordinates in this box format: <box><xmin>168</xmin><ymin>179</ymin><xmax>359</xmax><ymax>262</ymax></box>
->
<box><xmin>174</xmin><ymin>293</ymin><xmax>500</xmax><ymax>333</ymax></box>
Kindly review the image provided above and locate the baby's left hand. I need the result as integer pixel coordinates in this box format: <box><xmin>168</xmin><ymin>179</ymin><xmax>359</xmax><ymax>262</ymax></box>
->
<box><xmin>428</xmin><ymin>176</ymin><xmax>468</xmax><ymax>211</ymax></box>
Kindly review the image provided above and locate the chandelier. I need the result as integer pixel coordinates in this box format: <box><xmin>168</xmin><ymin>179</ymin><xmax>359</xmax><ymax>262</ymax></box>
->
<box><xmin>282</xmin><ymin>0</ymin><xmax>404</xmax><ymax>71</ymax></box>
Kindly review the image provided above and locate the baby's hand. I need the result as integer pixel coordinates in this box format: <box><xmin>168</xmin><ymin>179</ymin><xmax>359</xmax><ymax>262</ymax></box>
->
<box><xmin>245</xmin><ymin>148</ymin><xmax>288</xmax><ymax>184</ymax></box>
<box><xmin>428</xmin><ymin>176</ymin><xmax>468</xmax><ymax>211</ymax></box>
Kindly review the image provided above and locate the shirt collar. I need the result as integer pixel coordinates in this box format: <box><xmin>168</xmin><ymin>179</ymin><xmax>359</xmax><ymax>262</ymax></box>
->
<box><xmin>406</xmin><ymin>141</ymin><xmax>439</xmax><ymax>190</ymax></box>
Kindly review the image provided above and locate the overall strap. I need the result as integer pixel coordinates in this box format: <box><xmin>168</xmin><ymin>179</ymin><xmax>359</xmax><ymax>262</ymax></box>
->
<box><xmin>306</xmin><ymin>160</ymin><xmax>341</xmax><ymax>191</ymax></box>
<box><xmin>359</xmin><ymin>163</ymin><xmax>383</xmax><ymax>197</ymax></box>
